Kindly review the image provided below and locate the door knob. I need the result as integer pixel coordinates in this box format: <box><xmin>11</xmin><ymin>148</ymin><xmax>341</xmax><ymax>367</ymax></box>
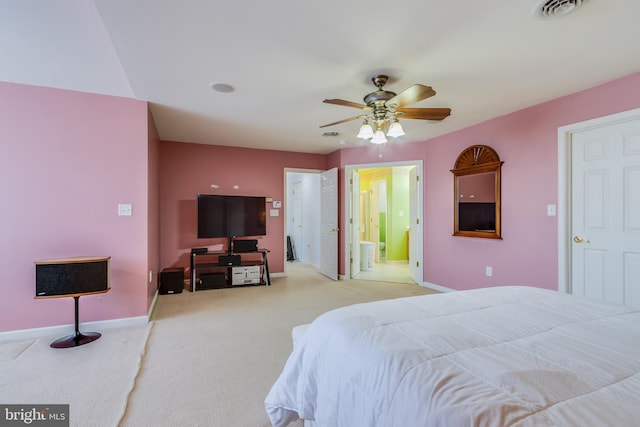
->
<box><xmin>573</xmin><ymin>236</ymin><xmax>590</xmax><ymax>243</ymax></box>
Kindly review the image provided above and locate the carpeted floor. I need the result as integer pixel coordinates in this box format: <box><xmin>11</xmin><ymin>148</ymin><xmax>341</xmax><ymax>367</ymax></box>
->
<box><xmin>120</xmin><ymin>263</ymin><xmax>436</xmax><ymax>426</ymax></box>
<box><xmin>1</xmin><ymin>262</ymin><xmax>437</xmax><ymax>427</ymax></box>
<box><xmin>0</xmin><ymin>322</ymin><xmax>151</xmax><ymax>426</ymax></box>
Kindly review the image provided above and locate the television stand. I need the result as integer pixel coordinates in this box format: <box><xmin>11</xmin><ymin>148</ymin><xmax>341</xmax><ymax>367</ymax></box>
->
<box><xmin>190</xmin><ymin>248</ymin><xmax>270</xmax><ymax>291</ymax></box>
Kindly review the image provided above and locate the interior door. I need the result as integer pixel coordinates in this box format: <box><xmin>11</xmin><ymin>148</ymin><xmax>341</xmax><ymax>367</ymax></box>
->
<box><xmin>370</xmin><ymin>181</ymin><xmax>381</xmax><ymax>262</ymax></box>
<box><xmin>290</xmin><ymin>181</ymin><xmax>303</xmax><ymax>261</ymax></box>
<box><xmin>409</xmin><ymin>166</ymin><xmax>421</xmax><ymax>283</ymax></box>
<box><xmin>320</xmin><ymin>167</ymin><xmax>339</xmax><ymax>280</ymax></box>
<box><xmin>351</xmin><ymin>170</ymin><xmax>361</xmax><ymax>277</ymax></box>
<box><xmin>571</xmin><ymin>118</ymin><xmax>640</xmax><ymax>308</ymax></box>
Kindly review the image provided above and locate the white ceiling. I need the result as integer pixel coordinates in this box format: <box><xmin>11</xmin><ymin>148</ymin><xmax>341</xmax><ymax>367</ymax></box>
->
<box><xmin>2</xmin><ymin>0</ymin><xmax>640</xmax><ymax>154</ymax></box>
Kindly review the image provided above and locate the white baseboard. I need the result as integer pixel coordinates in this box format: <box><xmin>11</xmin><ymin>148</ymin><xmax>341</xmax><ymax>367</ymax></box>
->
<box><xmin>0</xmin><ymin>315</ymin><xmax>149</xmax><ymax>343</ymax></box>
<box><xmin>147</xmin><ymin>289</ymin><xmax>159</xmax><ymax>320</ymax></box>
<box><xmin>419</xmin><ymin>281</ymin><xmax>454</xmax><ymax>293</ymax></box>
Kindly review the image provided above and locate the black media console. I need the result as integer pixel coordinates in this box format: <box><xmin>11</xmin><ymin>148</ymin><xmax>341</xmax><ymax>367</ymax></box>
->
<box><xmin>189</xmin><ymin>248</ymin><xmax>270</xmax><ymax>292</ymax></box>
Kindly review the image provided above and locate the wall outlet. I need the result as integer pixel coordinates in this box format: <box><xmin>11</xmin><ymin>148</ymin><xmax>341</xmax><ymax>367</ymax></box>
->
<box><xmin>486</xmin><ymin>266</ymin><xmax>493</xmax><ymax>277</ymax></box>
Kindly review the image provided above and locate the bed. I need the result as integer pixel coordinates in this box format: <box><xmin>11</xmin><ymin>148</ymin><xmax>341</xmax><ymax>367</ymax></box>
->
<box><xmin>265</xmin><ymin>286</ymin><xmax>640</xmax><ymax>426</ymax></box>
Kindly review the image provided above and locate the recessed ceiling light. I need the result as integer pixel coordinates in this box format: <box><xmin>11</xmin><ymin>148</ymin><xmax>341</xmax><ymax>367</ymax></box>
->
<box><xmin>211</xmin><ymin>83</ymin><xmax>234</xmax><ymax>93</ymax></box>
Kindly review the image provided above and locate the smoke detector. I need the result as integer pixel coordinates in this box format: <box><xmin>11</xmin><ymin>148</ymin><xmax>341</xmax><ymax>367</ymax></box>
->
<box><xmin>533</xmin><ymin>0</ymin><xmax>590</xmax><ymax>18</ymax></box>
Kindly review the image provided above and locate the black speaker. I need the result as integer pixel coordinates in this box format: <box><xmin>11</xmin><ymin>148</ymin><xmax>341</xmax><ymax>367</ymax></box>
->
<box><xmin>159</xmin><ymin>268</ymin><xmax>184</xmax><ymax>294</ymax></box>
<box><xmin>35</xmin><ymin>257</ymin><xmax>110</xmax><ymax>297</ymax></box>
<box><xmin>35</xmin><ymin>256</ymin><xmax>111</xmax><ymax>348</ymax></box>
<box><xmin>233</xmin><ymin>239</ymin><xmax>258</xmax><ymax>253</ymax></box>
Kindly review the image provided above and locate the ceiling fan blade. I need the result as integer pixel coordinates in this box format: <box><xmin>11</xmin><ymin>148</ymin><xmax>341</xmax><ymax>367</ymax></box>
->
<box><xmin>323</xmin><ymin>99</ymin><xmax>370</xmax><ymax>110</ymax></box>
<box><xmin>319</xmin><ymin>115</ymin><xmax>365</xmax><ymax>128</ymax></box>
<box><xmin>396</xmin><ymin>107</ymin><xmax>451</xmax><ymax>121</ymax></box>
<box><xmin>386</xmin><ymin>85</ymin><xmax>436</xmax><ymax>109</ymax></box>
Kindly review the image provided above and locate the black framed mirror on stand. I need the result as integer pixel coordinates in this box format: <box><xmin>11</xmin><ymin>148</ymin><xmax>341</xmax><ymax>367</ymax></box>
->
<box><xmin>451</xmin><ymin>145</ymin><xmax>503</xmax><ymax>239</ymax></box>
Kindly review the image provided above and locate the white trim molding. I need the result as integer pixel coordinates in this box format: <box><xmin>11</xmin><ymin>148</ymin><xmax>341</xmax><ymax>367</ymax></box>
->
<box><xmin>420</xmin><ymin>281</ymin><xmax>454</xmax><ymax>293</ymax></box>
<box><xmin>0</xmin><ymin>315</ymin><xmax>149</xmax><ymax>343</ymax></box>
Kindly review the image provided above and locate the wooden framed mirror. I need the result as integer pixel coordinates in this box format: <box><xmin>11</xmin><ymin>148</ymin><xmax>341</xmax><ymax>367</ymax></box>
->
<box><xmin>451</xmin><ymin>145</ymin><xmax>503</xmax><ymax>239</ymax></box>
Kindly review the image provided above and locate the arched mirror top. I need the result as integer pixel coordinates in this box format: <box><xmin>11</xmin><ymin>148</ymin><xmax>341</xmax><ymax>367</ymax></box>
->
<box><xmin>453</xmin><ymin>145</ymin><xmax>502</xmax><ymax>174</ymax></box>
<box><xmin>451</xmin><ymin>145</ymin><xmax>503</xmax><ymax>239</ymax></box>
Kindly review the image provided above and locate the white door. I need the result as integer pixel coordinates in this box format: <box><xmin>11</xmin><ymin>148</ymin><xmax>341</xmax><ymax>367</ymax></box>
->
<box><xmin>320</xmin><ymin>167</ymin><xmax>339</xmax><ymax>280</ymax></box>
<box><xmin>290</xmin><ymin>181</ymin><xmax>303</xmax><ymax>261</ymax></box>
<box><xmin>351</xmin><ymin>170</ymin><xmax>361</xmax><ymax>277</ymax></box>
<box><xmin>409</xmin><ymin>166</ymin><xmax>422</xmax><ymax>283</ymax></box>
<box><xmin>570</xmin><ymin>118</ymin><xmax>640</xmax><ymax>307</ymax></box>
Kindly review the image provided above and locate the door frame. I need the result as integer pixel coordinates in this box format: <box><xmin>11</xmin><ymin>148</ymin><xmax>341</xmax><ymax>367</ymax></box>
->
<box><xmin>343</xmin><ymin>160</ymin><xmax>423</xmax><ymax>282</ymax></box>
<box><xmin>557</xmin><ymin>107</ymin><xmax>640</xmax><ymax>293</ymax></box>
<box><xmin>284</xmin><ymin>168</ymin><xmax>323</xmax><ymax>276</ymax></box>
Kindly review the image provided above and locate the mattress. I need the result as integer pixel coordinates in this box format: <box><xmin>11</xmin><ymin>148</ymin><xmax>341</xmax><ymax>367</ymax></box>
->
<box><xmin>265</xmin><ymin>286</ymin><xmax>640</xmax><ymax>426</ymax></box>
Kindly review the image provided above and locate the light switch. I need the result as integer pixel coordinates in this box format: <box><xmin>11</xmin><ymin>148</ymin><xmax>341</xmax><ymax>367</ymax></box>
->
<box><xmin>547</xmin><ymin>204</ymin><xmax>556</xmax><ymax>216</ymax></box>
<box><xmin>118</xmin><ymin>204</ymin><xmax>132</xmax><ymax>216</ymax></box>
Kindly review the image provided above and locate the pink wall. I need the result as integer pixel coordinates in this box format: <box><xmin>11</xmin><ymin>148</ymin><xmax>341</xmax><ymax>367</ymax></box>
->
<box><xmin>158</xmin><ymin>141</ymin><xmax>327</xmax><ymax>275</ymax></box>
<box><xmin>330</xmin><ymin>72</ymin><xmax>640</xmax><ymax>291</ymax></box>
<box><xmin>2</xmin><ymin>72</ymin><xmax>638</xmax><ymax>334</ymax></box>
<box><xmin>0</xmin><ymin>82</ymin><xmax>151</xmax><ymax>332</ymax></box>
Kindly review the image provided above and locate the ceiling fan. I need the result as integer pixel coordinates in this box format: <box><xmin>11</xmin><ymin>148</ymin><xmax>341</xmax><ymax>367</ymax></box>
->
<box><xmin>320</xmin><ymin>75</ymin><xmax>451</xmax><ymax>144</ymax></box>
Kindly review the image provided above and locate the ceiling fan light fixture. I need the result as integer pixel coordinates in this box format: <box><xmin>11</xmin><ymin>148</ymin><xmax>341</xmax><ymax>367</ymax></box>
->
<box><xmin>387</xmin><ymin>119</ymin><xmax>405</xmax><ymax>138</ymax></box>
<box><xmin>370</xmin><ymin>129</ymin><xmax>387</xmax><ymax>145</ymax></box>
<box><xmin>320</xmin><ymin>74</ymin><xmax>451</xmax><ymax>145</ymax></box>
<box><xmin>357</xmin><ymin>122</ymin><xmax>374</xmax><ymax>139</ymax></box>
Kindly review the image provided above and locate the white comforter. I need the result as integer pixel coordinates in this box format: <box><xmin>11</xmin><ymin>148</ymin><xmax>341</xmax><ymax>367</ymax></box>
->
<box><xmin>265</xmin><ymin>286</ymin><xmax>640</xmax><ymax>427</ymax></box>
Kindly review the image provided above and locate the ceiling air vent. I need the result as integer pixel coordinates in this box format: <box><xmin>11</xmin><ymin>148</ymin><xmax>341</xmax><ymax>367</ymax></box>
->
<box><xmin>533</xmin><ymin>0</ymin><xmax>590</xmax><ymax>18</ymax></box>
<box><xmin>322</xmin><ymin>131</ymin><xmax>340</xmax><ymax>137</ymax></box>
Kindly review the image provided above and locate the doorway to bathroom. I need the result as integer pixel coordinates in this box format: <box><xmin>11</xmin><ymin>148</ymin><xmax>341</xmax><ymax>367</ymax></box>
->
<box><xmin>346</xmin><ymin>161</ymin><xmax>422</xmax><ymax>284</ymax></box>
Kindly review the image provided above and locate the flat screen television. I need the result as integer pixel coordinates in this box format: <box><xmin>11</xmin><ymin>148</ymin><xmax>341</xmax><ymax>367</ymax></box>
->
<box><xmin>197</xmin><ymin>194</ymin><xmax>267</xmax><ymax>239</ymax></box>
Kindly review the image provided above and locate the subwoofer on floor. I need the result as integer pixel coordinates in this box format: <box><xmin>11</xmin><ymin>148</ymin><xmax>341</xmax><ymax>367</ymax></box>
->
<box><xmin>159</xmin><ymin>268</ymin><xmax>185</xmax><ymax>294</ymax></box>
